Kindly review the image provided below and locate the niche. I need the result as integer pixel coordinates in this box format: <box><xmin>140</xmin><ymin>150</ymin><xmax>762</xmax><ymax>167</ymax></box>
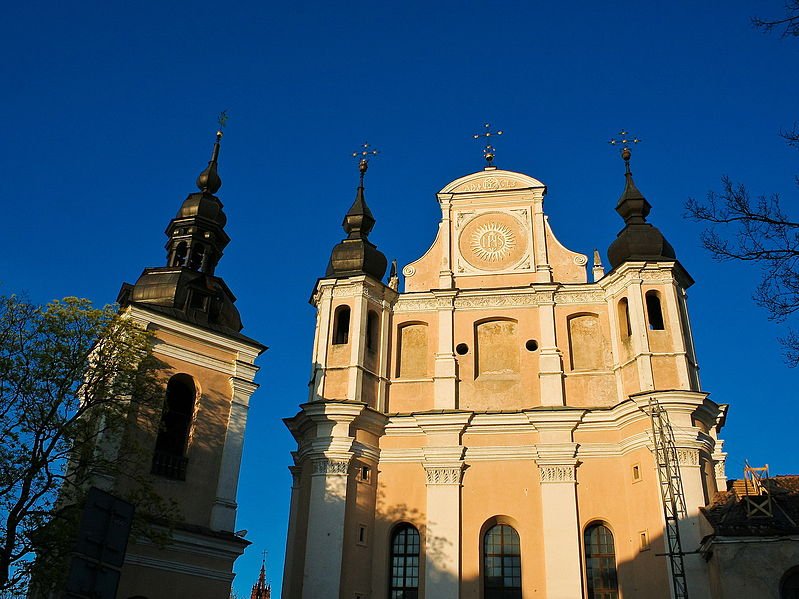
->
<box><xmin>568</xmin><ymin>313</ymin><xmax>609</xmax><ymax>371</ymax></box>
<box><xmin>617</xmin><ymin>297</ymin><xmax>632</xmax><ymax>338</ymax></box>
<box><xmin>366</xmin><ymin>310</ymin><xmax>380</xmax><ymax>352</ymax></box>
<box><xmin>475</xmin><ymin>319</ymin><xmax>519</xmax><ymax>377</ymax></box>
<box><xmin>397</xmin><ymin>323</ymin><xmax>428</xmax><ymax>378</ymax></box>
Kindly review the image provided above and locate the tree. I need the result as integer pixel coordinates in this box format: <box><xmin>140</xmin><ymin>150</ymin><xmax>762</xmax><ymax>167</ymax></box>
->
<box><xmin>685</xmin><ymin>3</ymin><xmax>799</xmax><ymax>364</ymax></box>
<box><xmin>0</xmin><ymin>295</ymin><xmax>173</xmax><ymax>593</ymax></box>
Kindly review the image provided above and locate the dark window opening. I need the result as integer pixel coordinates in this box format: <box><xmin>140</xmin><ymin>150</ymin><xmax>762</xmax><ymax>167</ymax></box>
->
<box><xmin>646</xmin><ymin>291</ymin><xmax>665</xmax><ymax>330</ymax></box>
<box><xmin>525</xmin><ymin>339</ymin><xmax>538</xmax><ymax>352</ymax></box>
<box><xmin>152</xmin><ymin>374</ymin><xmax>195</xmax><ymax>480</ymax></box>
<box><xmin>618</xmin><ymin>298</ymin><xmax>632</xmax><ymax>338</ymax></box>
<box><xmin>585</xmin><ymin>523</ymin><xmax>619</xmax><ymax>599</ymax></box>
<box><xmin>390</xmin><ymin>524</ymin><xmax>420</xmax><ymax>599</ymax></box>
<box><xmin>456</xmin><ymin>343</ymin><xmax>469</xmax><ymax>355</ymax></box>
<box><xmin>172</xmin><ymin>242</ymin><xmax>188</xmax><ymax>267</ymax></box>
<box><xmin>782</xmin><ymin>566</ymin><xmax>799</xmax><ymax>599</ymax></box>
<box><xmin>366</xmin><ymin>310</ymin><xmax>379</xmax><ymax>352</ymax></box>
<box><xmin>188</xmin><ymin>244</ymin><xmax>205</xmax><ymax>270</ymax></box>
<box><xmin>189</xmin><ymin>291</ymin><xmax>208</xmax><ymax>311</ymax></box>
<box><xmin>333</xmin><ymin>306</ymin><xmax>351</xmax><ymax>345</ymax></box>
<box><xmin>484</xmin><ymin>524</ymin><xmax>522</xmax><ymax>599</ymax></box>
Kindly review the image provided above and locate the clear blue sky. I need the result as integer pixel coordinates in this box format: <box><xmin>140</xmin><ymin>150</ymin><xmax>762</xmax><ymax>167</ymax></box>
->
<box><xmin>2</xmin><ymin>1</ymin><xmax>798</xmax><ymax>595</ymax></box>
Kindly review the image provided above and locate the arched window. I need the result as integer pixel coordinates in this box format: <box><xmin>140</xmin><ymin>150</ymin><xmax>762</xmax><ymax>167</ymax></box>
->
<box><xmin>389</xmin><ymin>524</ymin><xmax>420</xmax><ymax>599</ymax></box>
<box><xmin>172</xmin><ymin>241</ymin><xmax>187</xmax><ymax>267</ymax></box>
<box><xmin>332</xmin><ymin>305</ymin><xmax>350</xmax><ymax>345</ymax></box>
<box><xmin>782</xmin><ymin>566</ymin><xmax>799</xmax><ymax>599</ymax></box>
<box><xmin>483</xmin><ymin>524</ymin><xmax>522</xmax><ymax>599</ymax></box>
<box><xmin>366</xmin><ymin>310</ymin><xmax>380</xmax><ymax>352</ymax></box>
<box><xmin>188</xmin><ymin>244</ymin><xmax>205</xmax><ymax>270</ymax></box>
<box><xmin>151</xmin><ymin>374</ymin><xmax>195</xmax><ymax>480</ymax></box>
<box><xmin>584</xmin><ymin>523</ymin><xmax>619</xmax><ymax>599</ymax></box>
<box><xmin>645</xmin><ymin>291</ymin><xmax>665</xmax><ymax>330</ymax></box>
<box><xmin>617</xmin><ymin>298</ymin><xmax>631</xmax><ymax>338</ymax></box>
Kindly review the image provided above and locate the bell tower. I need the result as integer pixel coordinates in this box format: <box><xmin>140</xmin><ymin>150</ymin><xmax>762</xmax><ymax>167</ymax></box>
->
<box><xmin>114</xmin><ymin>125</ymin><xmax>265</xmax><ymax>599</ymax></box>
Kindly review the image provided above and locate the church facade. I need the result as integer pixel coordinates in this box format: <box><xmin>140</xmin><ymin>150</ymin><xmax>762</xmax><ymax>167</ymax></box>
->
<box><xmin>282</xmin><ymin>152</ymin><xmax>730</xmax><ymax>599</ymax></box>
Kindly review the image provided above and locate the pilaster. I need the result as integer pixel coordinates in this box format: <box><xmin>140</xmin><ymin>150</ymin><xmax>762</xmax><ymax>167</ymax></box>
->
<box><xmin>537</xmin><ymin>289</ymin><xmax>565</xmax><ymax>406</ymax></box>
<box><xmin>433</xmin><ymin>290</ymin><xmax>457</xmax><ymax>410</ymax></box>
<box><xmin>675</xmin><ymin>447</ymin><xmax>711</xmax><ymax>599</ymax></box>
<box><xmin>627</xmin><ymin>278</ymin><xmax>655</xmax><ymax>391</ymax></box>
<box><xmin>310</xmin><ymin>285</ymin><xmax>333</xmax><ymax>402</ymax></box>
<box><xmin>438</xmin><ymin>195</ymin><xmax>455</xmax><ymax>289</ymax></box>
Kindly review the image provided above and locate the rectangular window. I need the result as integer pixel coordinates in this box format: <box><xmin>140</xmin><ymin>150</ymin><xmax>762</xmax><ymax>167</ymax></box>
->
<box><xmin>639</xmin><ymin>530</ymin><xmax>650</xmax><ymax>551</ymax></box>
<box><xmin>632</xmin><ymin>463</ymin><xmax>642</xmax><ymax>482</ymax></box>
<box><xmin>357</xmin><ymin>524</ymin><xmax>368</xmax><ymax>546</ymax></box>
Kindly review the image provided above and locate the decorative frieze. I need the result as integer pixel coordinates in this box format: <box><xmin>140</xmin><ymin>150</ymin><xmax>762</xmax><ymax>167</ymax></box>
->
<box><xmin>553</xmin><ymin>290</ymin><xmax>605</xmax><ymax>305</ymax></box>
<box><xmin>424</xmin><ymin>467</ymin><xmax>463</xmax><ymax>485</ymax></box>
<box><xmin>538</xmin><ymin>464</ymin><xmax>576</xmax><ymax>483</ymax></box>
<box><xmin>676</xmin><ymin>449</ymin><xmax>700</xmax><ymax>467</ymax></box>
<box><xmin>393</xmin><ymin>297</ymin><xmax>453</xmax><ymax>313</ymax></box>
<box><xmin>312</xmin><ymin>458</ymin><xmax>350</xmax><ymax>476</ymax></box>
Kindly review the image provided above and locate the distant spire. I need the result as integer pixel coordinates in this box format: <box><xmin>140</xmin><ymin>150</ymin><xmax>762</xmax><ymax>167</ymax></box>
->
<box><xmin>388</xmin><ymin>259</ymin><xmax>399</xmax><ymax>290</ymax></box>
<box><xmin>196</xmin><ymin>112</ymin><xmax>227</xmax><ymax>194</ymax></box>
<box><xmin>250</xmin><ymin>554</ymin><xmax>271</xmax><ymax>599</ymax></box>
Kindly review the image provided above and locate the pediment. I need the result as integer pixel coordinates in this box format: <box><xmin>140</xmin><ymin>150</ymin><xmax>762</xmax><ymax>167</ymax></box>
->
<box><xmin>439</xmin><ymin>169</ymin><xmax>546</xmax><ymax>194</ymax></box>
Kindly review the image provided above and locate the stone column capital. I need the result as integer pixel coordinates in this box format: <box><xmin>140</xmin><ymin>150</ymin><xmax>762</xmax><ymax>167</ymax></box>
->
<box><xmin>424</xmin><ymin>465</ymin><xmax>463</xmax><ymax>486</ymax></box>
<box><xmin>311</xmin><ymin>457</ymin><xmax>351</xmax><ymax>476</ymax></box>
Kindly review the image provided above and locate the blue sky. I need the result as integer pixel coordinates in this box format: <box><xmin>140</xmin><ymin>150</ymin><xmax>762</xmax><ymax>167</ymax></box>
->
<box><xmin>2</xmin><ymin>1</ymin><xmax>798</xmax><ymax>594</ymax></box>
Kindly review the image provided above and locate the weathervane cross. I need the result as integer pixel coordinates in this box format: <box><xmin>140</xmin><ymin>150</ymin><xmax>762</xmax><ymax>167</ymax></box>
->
<box><xmin>473</xmin><ymin>123</ymin><xmax>504</xmax><ymax>166</ymax></box>
<box><xmin>352</xmin><ymin>142</ymin><xmax>380</xmax><ymax>185</ymax></box>
<box><xmin>608</xmin><ymin>130</ymin><xmax>641</xmax><ymax>172</ymax></box>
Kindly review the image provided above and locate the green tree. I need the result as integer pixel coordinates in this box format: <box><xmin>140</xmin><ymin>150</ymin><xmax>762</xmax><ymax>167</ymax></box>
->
<box><xmin>685</xmin><ymin>2</ymin><xmax>799</xmax><ymax>364</ymax></box>
<box><xmin>0</xmin><ymin>295</ymin><xmax>172</xmax><ymax>593</ymax></box>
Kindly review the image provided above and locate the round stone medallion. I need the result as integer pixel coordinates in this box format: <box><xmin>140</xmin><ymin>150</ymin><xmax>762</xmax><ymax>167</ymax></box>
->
<box><xmin>458</xmin><ymin>211</ymin><xmax>528</xmax><ymax>272</ymax></box>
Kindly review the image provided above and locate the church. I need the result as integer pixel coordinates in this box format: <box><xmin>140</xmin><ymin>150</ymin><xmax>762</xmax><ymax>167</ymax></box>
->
<box><xmin>88</xmin><ymin>125</ymin><xmax>799</xmax><ymax>598</ymax></box>
<box><xmin>280</xmin><ymin>139</ymin><xmax>799</xmax><ymax>599</ymax></box>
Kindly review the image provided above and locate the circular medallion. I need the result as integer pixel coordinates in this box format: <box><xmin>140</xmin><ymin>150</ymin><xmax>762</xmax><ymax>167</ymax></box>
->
<box><xmin>458</xmin><ymin>211</ymin><xmax>528</xmax><ymax>272</ymax></box>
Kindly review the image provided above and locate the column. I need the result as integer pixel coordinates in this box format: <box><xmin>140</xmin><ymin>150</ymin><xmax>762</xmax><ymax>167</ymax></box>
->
<box><xmin>210</xmin><ymin>377</ymin><xmax>257</xmax><ymax>531</ymax></box>
<box><xmin>538</xmin><ymin>289</ymin><xmax>565</xmax><ymax>406</ymax></box>
<box><xmin>302</xmin><ymin>457</ymin><xmax>351</xmax><ymax>599</ymax></box>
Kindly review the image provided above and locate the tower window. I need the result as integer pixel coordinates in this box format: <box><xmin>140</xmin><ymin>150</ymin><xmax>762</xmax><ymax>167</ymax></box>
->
<box><xmin>781</xmin><ymin>566</ymin><xmax>799</xmax><ymax>598</ymax></box>
<box><xmin>188</xmin><ymin>244</ymin><xmax>205</xmax><ymax>270</ymax></box>
<box><xmin>172</xmin><ymin>241</ymin><xmax>188</xmax><ymax>267</ymax></box>
<box><xmin>152</xmin><ymin>374</ymin><xmax>195</xmax><ymax>480</ymax></box>
<box><xmin>389</xmin><ymin>524</ymin><xmax>420</xmax><ymax>598</ymax></box>
<box><xmin>584</xmin><ymin>523</ymin><xmax>619</xmax><ymax>599</ymax></box>
<box><xmin>333</xmin><ymin>305</ymin><xmax>351</xmax><ymax>345</ymax></box>
<box><xmin>645</xmin><ymin>291</ymin><xmax>665</xmax><ymax>330</ymax></box>
<box><xmin>483</xmin><ymin>523</ymin><xmax>522</xmax><ymax>598</ymax></box>
<box><xmin>617</xmin><ymin>298</ymin><xmax>632</xmax><ymax>338</ymax></box>
<box><xmin>366</xmin><ymin>310</ymin><xmax>379</xmax><ymax>352</ymax></box>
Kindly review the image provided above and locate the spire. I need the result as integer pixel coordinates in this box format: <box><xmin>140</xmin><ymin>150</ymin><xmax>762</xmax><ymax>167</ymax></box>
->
<box><xmin>325</xmin><ymin>145</ymin><xmax>388</xmax><ymax>280</ymax></box>
<box><xmin>195</xmin><ymin>130</ymin><xmax>223</xmax><ymax>194</ymax></box>
<box><xmin>592</xmin><ymin>249</ymin><xmax>605</xmax><ymax>282</ymax></box>
<box><xmin>606</xmin><ymin>133</ymin><xmax>676</xmax><ymax>269</ymax></box>
<box><xmin>250</xmin><ymin>556</ymin><xmax>271</xmax><ymax>599</ymax></box>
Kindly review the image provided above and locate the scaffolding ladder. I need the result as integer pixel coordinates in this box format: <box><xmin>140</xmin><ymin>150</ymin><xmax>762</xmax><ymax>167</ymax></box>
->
<box><xmin>649</xmin><ymin>398</ymin><xmax>689</xmax><ymax>599</ymax></box>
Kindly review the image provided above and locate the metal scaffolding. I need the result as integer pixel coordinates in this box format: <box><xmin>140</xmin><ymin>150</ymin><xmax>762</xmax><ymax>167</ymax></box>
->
<box><xmin>649</xmin><ymin>398</ymin><xmax>690</xmax><ymax>599</ymax></box>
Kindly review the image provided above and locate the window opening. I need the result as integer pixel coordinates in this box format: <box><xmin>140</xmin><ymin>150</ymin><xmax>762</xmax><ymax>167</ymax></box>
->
<box><xmin>366</xmin><ymin>310</ymin><xmax>379</xmax><ymax>352</ymax></box>
<box><xmin>188</xmin><ymin>244</ymin><xmax>205</xmax><ymax>270</ymax></box>
<box><xmin>645</xmin><ymin>291</ymin><xmax>665</xmax><ymax>330</ymax></box>
<box><xmin>390</xmin><ymin>524</ymin><xmax>420</xmax><ymax>599</ymax></box>
<box><xmin>584</xmin><ymin>523</ymin><xmax>619</xmax><ymax>599</ymax></box>
<box><xmin>333</xmin><ymin>306</ymin><xmax>351</xmax><ymax>345</ymax></box>
<box><xmin>618</xmin><ymin>298</ymin><xmax>632</xmax><ymax>338</ymax></box>
<box><xmin>484</xmin><ymin>524</ymin><xmax>522</xmax><ymax>599</ymax></box>
<box><xmin>525</xmin><ymin>339</ymin><xmax>538</xmax><ymax>352</ymax></box>
<box><xmin>172</xmin><ymin>241</ymin><xmax>188</xmax><ymax>267</ymax></box>
<box><xmin>152</xmin><ymin>374</ymin><xmax>195</xmax><ymax>480</ymax></box>
<box><xmin>456</xmin><ymin>343</ymin><xmax>469</xmax><ymax>355</ymax></box>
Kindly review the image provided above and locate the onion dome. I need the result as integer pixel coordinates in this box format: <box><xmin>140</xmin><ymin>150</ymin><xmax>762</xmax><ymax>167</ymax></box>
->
<box><xmin>607</xmin><ymin>147</ymin><xmax>676</xmax><ymax>269</ymax></box>
<box><xmin>326</xmin><ymin>158</ymin><xmax>388</xmax><ymax>280</ymax></box>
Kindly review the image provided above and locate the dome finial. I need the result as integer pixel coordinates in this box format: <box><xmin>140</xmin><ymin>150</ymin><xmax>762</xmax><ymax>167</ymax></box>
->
<box><xmin>473</xmin><ymin>123</ymin><xmax>504</xmax><ymax>169</ymax></box>
<box><xmin>352</xmin><ymin>142</ymin><xmax>379</xmax><ymax>187</ymax></box>
<box><xmin>195</xmin><ymin>111</ymin><xmax>228</xmax><ymax>194</ymax></box>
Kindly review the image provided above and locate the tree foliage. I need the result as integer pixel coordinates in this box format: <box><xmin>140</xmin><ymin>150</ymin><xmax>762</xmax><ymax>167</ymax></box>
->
<box><xmin>0</xmin><ymin>295</ymin><xmax>172</xmax><ymax>593</ymax></box>
<box><xmin>686</xmin><ymin>3</ymin><xmax>799</xmax><ymax>364</ymax></box>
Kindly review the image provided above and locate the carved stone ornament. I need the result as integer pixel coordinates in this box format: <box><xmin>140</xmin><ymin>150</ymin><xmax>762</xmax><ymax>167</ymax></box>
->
<box><xmin>402</xmin><ymin>265</ymin><xmax>416</xmax><ymax>277</ymax></box>
<box><xmin>676</xmin><ymin>449</ymin><xmax>700</xmax><ymax>467</ymax></box>
<box><xmin>573</xmin><ymin>254</ymin><xmax>588</xmax><ymax>266</ymax></box>
<box><xmin>553</xmin><ymin>290</ymin><xmax>605</xmax><ymax>304</ymax></box>
<box><xmin>456</xmin><ymin>176</ymin><xmax>520</xmax><ymax>193</ymax></box>
<box><xmin>312</xmin><ymin>458</ymin><xmax>350</xmax><ymax>475</ymax></box>
<box><xmin>425</xmin><ymin>467</ymin><xmax>463</xmax><ymax>485</ymax></box>
<box><xmin>455</xmin><ymin>210</ymin><xmax>532</xmax><ymax>274</ymax></box>
<box><xmin>714</xmin><ymin>460</ymin><xmax>726</xmax><ymax>478</ymax></box>
<box><xmin>455</xmin><ymin>293</ymin><xmax>539</xmax><ymax>309</ymax></box>
<box><xmin>394</xmin><ymin>296</ymin><xmax>453</xmax><ymax>313</ymax></box>
<box><xmin>538</xmin><ymin>465</ymin><xmax>576</xmax><ymax>483</ymax></box>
